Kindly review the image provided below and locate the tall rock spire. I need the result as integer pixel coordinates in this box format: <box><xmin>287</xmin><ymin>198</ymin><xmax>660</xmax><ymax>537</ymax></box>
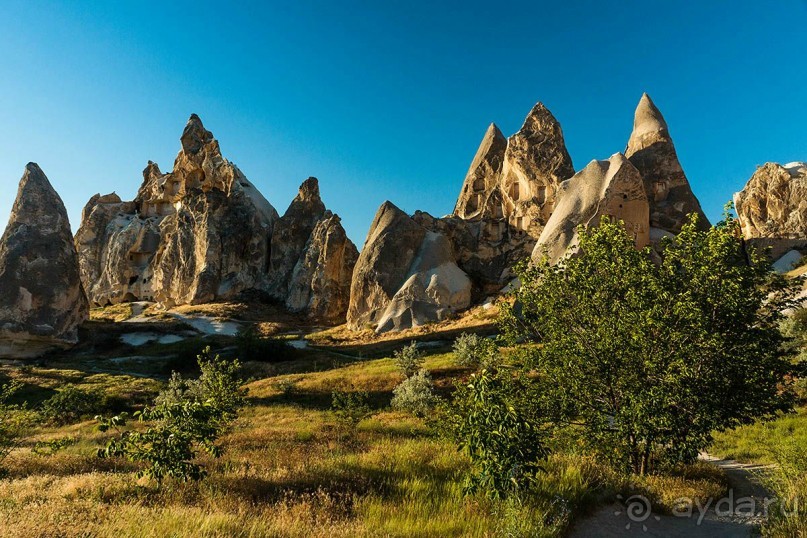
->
<box><xmin>625</xmin><ymin>93</ymin><xmax>709</xmax><ymax>232</ymax></box>
<box><xmin>0</xmin><ymin>164</ymin><xmax>88</xmax><ymax>358</ymax></box>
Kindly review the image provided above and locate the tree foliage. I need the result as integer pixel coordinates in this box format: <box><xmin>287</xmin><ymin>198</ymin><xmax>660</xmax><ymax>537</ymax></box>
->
<box><xmin>98</xmin><ymin>347</ymin><xmax>245</xmax><ymax>482</ymax></box>
<box><xmin>449</xmin><ymin>369</ymin><xmax>549</xmax><ymax>498</ymax></box>
<box><xmin>498</xmin><ymin>214</ymin><xmax>796</xmax><ymax>475</ymax></box>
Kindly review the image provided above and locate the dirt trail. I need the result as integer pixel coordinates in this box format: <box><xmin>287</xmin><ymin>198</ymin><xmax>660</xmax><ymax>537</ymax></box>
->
<box><xmin>569</xmin><ymin>455</ymin><xmax>771</xmax><ymax>537</ymax></box>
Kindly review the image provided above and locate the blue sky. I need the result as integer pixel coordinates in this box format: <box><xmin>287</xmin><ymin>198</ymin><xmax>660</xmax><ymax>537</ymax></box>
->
<box><xmin>1</xmin><ymin>1</ymin><xmax>805</xmax><ymax>247</ymax></box>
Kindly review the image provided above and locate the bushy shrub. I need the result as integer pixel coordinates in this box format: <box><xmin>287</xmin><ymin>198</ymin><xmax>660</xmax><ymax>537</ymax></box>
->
<box><xmin>453</xmin><ymin>333</ymin><xmax>498</xmax><ymax>368</ymax></box>
<box><xmin>98</xmin><ymin>347</ymin><xmax>246</xmax><ymax>482</ymax></box>
<box><xmin>393</xmin><ymin>342</ymin><xmax>424</xmax><ymax>378</ymax></box>
<box><xmin>40</xmin><ymin>384</ymin><xmax>104</xmax><ymax>425</ymax></box>
<box><xmin>391</xmin><ymin>369</ymin><xmax>438</xmax><ymax>417</ymax></box>
<box><xmin>331</xmin><ymin>390</ymin><xmax>372</xmax><ymax>427</ymax></box>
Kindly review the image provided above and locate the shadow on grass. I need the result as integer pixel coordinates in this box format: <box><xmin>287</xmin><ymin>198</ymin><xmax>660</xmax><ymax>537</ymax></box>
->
<box><xmin>248</xmin><ymin>389</ymin><xmax>393</xmax><ymax>412</ymax></box>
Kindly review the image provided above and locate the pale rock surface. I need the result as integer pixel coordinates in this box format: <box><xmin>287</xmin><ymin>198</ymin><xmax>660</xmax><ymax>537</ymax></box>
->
<box><xmin>734</xmin><ymin>162</ymin><xmax>807</xmax><ymax>239</ymax></box>
<box><xmin>454</xmin><ymin>103</ymin><xmax>575</xmax><ymax>238</ymax></box>
<box><xmin>772</xmin><ymin>249</ymin><xmax>803</xmax><ymax>273</ymax></box>
<box><xmin>625</xmin><ymin>93</ymin><xmax>709</xmax><ymax>233</ymax></box>
<box><xmin>0</xmin><ymin>164</ymin><xmax>88</xmax><ymax>358</ymax></box>
<box><xmin>285</xmin><ymin>212</ymin><xmax>359</xmax><ymax>323</ymax></box>
<box><xmin>532</xmin><ymin>153</ymin><xmax>649</xmax><ymax>264</ymax></box>
<box><xmin>375</xmin><ymin>232</ymin><xmax>472</xmax><ymax>333</ymax></box>
<box><xmin>76</xmin><ymin>115</ymin><xmax>279</xmax><ymax>307</ymax></box>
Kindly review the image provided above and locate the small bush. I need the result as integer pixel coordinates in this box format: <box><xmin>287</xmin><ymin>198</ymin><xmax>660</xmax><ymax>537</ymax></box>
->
<box><xmin>98</xmin><ymin>347</ymin><xmax>246</xmax><ymax>482</ymax></box>
<box><xmin>391</xmin><ymin>369</ymin><xmax>438</xmax><ymax>417</ymax></box>
<box><xmin>0</xmin><ymin>382</ymin><xmax>35</xmax><ymax>471</ymax></box>
<box><xmin>453</xmin><ymin>333</ymin><xmax>498</xmax><ymax>368</ymax></box>
<box><xmin>40</xmin><ymin>385</ymin><xmax>105</xmax><ymax>425</ymax></box>
<box><xmin>331</xmin><ymin>390</ymin><xmax>372</xmax><ymax>428</ymax></box>
<box><xmin>393</xmin><ymin>342</ymin><xmax>424</xmax><ymax>378</ymax></box>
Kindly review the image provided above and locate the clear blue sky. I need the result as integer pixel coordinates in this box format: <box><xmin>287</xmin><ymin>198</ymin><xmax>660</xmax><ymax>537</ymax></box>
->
<box><xmin>1</xmin><ymin>1</ymin><xmax>806</xmax><ymax>247</ymax></box>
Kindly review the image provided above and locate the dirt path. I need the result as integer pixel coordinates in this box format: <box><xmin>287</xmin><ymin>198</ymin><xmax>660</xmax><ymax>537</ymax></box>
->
<box><xmin>569</xmin><ymin>455</ymin><xmax>771</xmax><ymax>537</ymax></box>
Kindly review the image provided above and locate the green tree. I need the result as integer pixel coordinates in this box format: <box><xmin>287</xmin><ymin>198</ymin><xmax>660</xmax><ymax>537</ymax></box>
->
<box><xmin>98</xmin><ymin>347</ymin><xmax>245</xmax><ymax>482</ymax></box>
<box><xmin>449</xmin><ymin>368</ymin><xmax>550</xmax><ymax>498</ymax></box>
<box><xmin>501</xmin><ymin>214</ymin><xmax>796</xmax><ymax>475</ymax></box>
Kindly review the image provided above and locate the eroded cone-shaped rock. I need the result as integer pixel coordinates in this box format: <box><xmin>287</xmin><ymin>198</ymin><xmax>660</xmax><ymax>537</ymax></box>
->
<box><xmin>499</xmin><ymin>103</ymin><xmax>575</xmax><ymax>236</ymax></box>
<box><xmin>347</xmin><ymin>202</ymin><xmax>427</xmax><ymax>329</ymax></box>
<box><xmin>285</xmin><ymin>213</ymin><xmax>359</xmax><ymax>323</ymax></box>
<box><xmin>267</xmin><ymin>177</ymin><xmax>327</xmax><ymax>299</ymax></box>
<box><xmin>375</xmin><ymin>232</ymin><xmax>471</xmax><ymax>333</ymax></box>
<box><xmin>454</xmin><ymin>123</ymin><xmax>508</xmax><ymax>218</ymax></box>
<box><xmin>0</xmin><ymin>164</ymin><xmax>88</xmax><ymax>358</ymax></box>
<box><xmin>76</xmin><ymin>115</ymin><xmax>279</xmax><ymax>306</ymax></box>
<box><xmin>532</xmin><ymin>154</ymin><xmax>649</xmax><ymax>264</ymax></box>
<box><xmin>625</xmin><ymin>93</ymin><xmax>709</xmax><ymax>233</ymax></box>
<box><xmin>734</xmin><ymin>162</ymin><xmax>807</xmax><ymax>260</ymax></box>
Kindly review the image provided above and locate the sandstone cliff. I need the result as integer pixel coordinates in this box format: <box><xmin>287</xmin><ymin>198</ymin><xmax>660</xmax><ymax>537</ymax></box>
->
<box><xmin>0</xmin><ymin>164</ymin><xmax>88</xmax><ymax>358</ymax></box>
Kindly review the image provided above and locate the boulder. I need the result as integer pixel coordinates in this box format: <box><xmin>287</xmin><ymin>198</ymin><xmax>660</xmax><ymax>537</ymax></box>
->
<box><xmin>625</xmin><ymin>93</ymin><xmax>709</xmax><ymax>233</ymax></box>
<box><xmin>532</xmin><ymin>153</ymin><xmax>649</xmax><ymax>264</ymax></box>
<box><xmin>0</xmin><ymin>164</ymin><xmax>88</xmax><ymax>358</ymax></box>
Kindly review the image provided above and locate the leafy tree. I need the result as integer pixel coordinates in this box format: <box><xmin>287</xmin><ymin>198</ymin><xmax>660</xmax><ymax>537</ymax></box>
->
<box><xmin>391</xmin><ymin>369</ymin><xmax>438</xmax><ymax>417</ymax></box>
<box><xmin>393</xmin><ymin>342</ymin><xmax>424</xmax><ymax>378</ymax></box>
<box><xmin>453</xmin><ymin>333</ymin><xmax>499</xmax><ymax>369</ymax></box>
<box><xmin>449</xmin><ymin>369</ymin><xmax>550</xmax><ymax>498</ymax></box>
<box><xmin>98</xmin><ymin>347</ymin><xmax>245</xmax><ymax>482</ymax></box>
<box><xmin>500</xmin><ymin>214</ymin><xmax>796</xmax><ymax>475</ymax></box>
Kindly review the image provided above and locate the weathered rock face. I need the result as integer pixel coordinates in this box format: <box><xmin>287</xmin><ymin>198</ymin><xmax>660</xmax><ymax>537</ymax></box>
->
<box><xmin>532</xmin><ymin>153</ymin><xmax>650</xmax><ymax>264</ymax></box>
<box><xmin>625</xmin><ymin>93</ymin><xmax>709</xmax><ymax>233</ymax></box>
<box><xmin>375</xmin><ymin>232</ymin><xmax>471</xmax><ymax>333</ymax></box>
<box><xmin>0</xmin><ymin>164</ymin><xmax>88</xmax><ymax>358</ymax></box>
<box><xmin>347</xmin><ymin>202</ymin><xmax>427</xmax><ymax>329</ymax></box>
<box><xmin>454</xmin><ymin>103</ymin><xmax>575</xmax><ymax>238</ymax></box>
<box><xmin>268</xmin><ymin>178</ymin><xmax>358</xmax><ymax>323</ymax></box>
<box><xmin>76</xmin><ymin>115</ymin><xmax>278</xmax><ymax>307</ymax></box>
<box><xmin>734</xmin><ymin>162</ymin><xmax>807</xmax><ymax>239</ymax></box>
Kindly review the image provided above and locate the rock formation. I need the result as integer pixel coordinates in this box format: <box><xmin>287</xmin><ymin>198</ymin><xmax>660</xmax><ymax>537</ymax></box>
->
<box><xmin>0</xmin><ymin>164</ymin><xmax>88</xmax><ymax>358</ymax></box>
<box><xmin>532</xmin><ymin>154</ymin><xmax>649</xmax><ymax>264</ymax></box>
<box><xmin>454</xmin><ymin>103</ymin><xmax>575</xmax><ymax>238</ymax></box>
<box><xmin>625</xmin><ymin>93</ymin><xmax>709</xmax><ymax>233</ymax></box>
<box><xmin>270</xmin><ymin>178</ymin><xmax>358</xmax><ymax>323</ymax></box>
<box><xmin>347</xmin><ymin>202</ymin><xmax>471</xmax><ymax>332</ymax></box>
<box><xmin>734</xmin><ymin>161</ymin><xmax>807</xmax><ymax>260</ymax></box>
<box><xmin>76</xmin><ymin>115</ymin><xmax>278</xmax><ymax>306</ymax></box>
<box><xmin>76</xmin><ymin>115</ymin><xmax>357</xmax><ymax>321</ymax></box>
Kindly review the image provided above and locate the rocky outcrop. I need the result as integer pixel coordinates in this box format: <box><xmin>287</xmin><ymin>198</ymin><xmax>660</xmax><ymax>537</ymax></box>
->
<box><xmin>0</xmin><ymin>164</ymin><xmax>88</xmax><ymax>358</ymax></box>
<box><xmin>265</xmin><ymin>178</ymin><xmax>358</xmax><ymax>323</ymax></box>
<box><xmin>76</xmin><ymin>115</ymin><xmax>278</xmax><ymax>307</ymax></box>
<box><xmin>625</xmin><ymin>93</ymin><xmax>709</xmax><ymax>233</ymax></box>
<box><xmin>76</xmin><ymin>115</ymin><xmax>357</xmax><ymax>321</ymax></box>
<box><xmin>375</xmin><ymin>232</ymin><xmax>471</xmax><ymax>333</ymax></box>
<box><xmin>734</xmin><ymin>162</ymin><xmax>807</xmax><ymax>239</ymax></box>
<box><xmin>532</xmin><ymin>154</ymin><xmax>649</xmax><ymax>264</ymax></box>
<box><xmin>347</xmin><ymin>202</ymin><xmax>428</xmax><ymax>329</ymax></box>
<box><xmin>347</xmin><ymin>202</ymin><xmax>471</xmax><ymax>332</ymax></box>
<box><xmin>454</xmin><ymin>103</ymin><xmax>575</xmax><ymax>238</ymax></box>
